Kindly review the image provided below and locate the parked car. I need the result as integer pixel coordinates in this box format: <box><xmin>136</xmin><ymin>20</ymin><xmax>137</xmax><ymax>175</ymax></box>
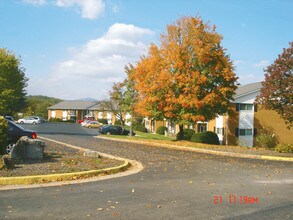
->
<box><xmin>78</xmin><ymin>116</ymin><xmax>95</xmax><ymax>124</ymax></box>
<box><xmin>18</xmin><ymin>117</ymin><xmax>41</xmax><ymax>124</ymax></box>
<box><xmin>84</xmin><ymin>121</ymin><xmax>102</xmax><ymax>129</ymax></box>
<box><xmin>31</xmin><ymin>116</ymin><xmax>46</xmax><ymax>123</ymax></box>
<box><xmin>98</xmin><ymin>125</ymin><xmax>135</xmax><ymax>136</ymax></box>
<box><xmin>81</xmin><ymin>120</ymin><xmax>91</xmax><ymax>127</ymax></box>
<box><xmin>3</xmin><ymin>120</ymin><xmax>37</xmax><ymax>154</ymax></box>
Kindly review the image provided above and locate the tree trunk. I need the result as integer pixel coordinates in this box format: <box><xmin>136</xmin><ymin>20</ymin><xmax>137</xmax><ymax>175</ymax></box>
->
<box><xmin>130</xmin><ymin>120</ymin><xmax>133</xmax><ymax>136</ymax></box>
<box><xmin>121</xmin><ymin>119</ymin><xmax>125</xmax><ymax>128</ymax></box>
<box><xmin>178</xmin><ymin>124</ymin><xmax>184</xmax><ymax>140</ymax></box>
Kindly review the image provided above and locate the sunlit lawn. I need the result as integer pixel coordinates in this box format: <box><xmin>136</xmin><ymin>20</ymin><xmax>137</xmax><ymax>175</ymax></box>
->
<box><xmin>102</xmin><ymin>131</ymin><xmax>176</xmax><ymax>141</ymax></box>
<box><xmin>98</xmin><ymin>131</ymin><xmax>293</xmax><ymax>156</ymax></box>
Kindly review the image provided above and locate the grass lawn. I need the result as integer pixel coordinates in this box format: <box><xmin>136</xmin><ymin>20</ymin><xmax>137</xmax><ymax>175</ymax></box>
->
<box><xmin>102</xmin><ymin>131</ymin><xmax>177</xmax><ymax>141</ymax></box>
<box><xmin>98</xmin><ymin>132</ymin><xmax>293</xmax><ymax>157</ymax></box>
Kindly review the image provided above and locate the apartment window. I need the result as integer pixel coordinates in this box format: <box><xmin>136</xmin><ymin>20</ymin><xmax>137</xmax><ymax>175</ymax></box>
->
<box><xmin>215</xmin><ymin>127</ymin><xmax>224</xmax><ymax>135</ymax></box>
<box><xmin>238</xmin><ymin>129</ymin><xmax>253</xmax><ymax>136</ymax></box>
<box><xmin>98</xmin><ymin>112</ymin><xmax>103</xmax><ymax>119</ymax></box>
<box><xmin>69</xmin><ymin>110</ymin><xmax>76</xmax><ymax>116</ymax></box>
<box><xmin>236</xmin><ymin>104</ymin><xmax>253</xmax><ymax>111</ymax></box>
<box><xmin>197</xmin><ymin>123</ymin><xmax>207</xmax><ymax>132</ymax></box>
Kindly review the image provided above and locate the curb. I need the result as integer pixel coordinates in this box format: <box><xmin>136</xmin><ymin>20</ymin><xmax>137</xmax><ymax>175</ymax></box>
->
<box><xmin>95</xmin><ymin>136</ymin><xmax>293</xmax><ymax>162</ymax></box>
<box><xmin>0</xmin><ymin>161</ymin><xmax>130</xmax><ymax>185</ymax></box>
<box><xmin>0</xmin><ymin>137</ymin><xmax>144</xmax><ymax>189</ymax></box>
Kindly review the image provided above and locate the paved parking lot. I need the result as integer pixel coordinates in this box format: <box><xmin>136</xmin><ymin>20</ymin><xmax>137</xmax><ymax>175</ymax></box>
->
<box><xmin>0</xmin><ymin>123</ymin><xmax>292</xmax><ymax>219</ymax></box>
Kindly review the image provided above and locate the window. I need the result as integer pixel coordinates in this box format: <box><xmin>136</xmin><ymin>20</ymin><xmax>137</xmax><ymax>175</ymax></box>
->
<box><xmin>216</xmin><ymin>127</ymin><xmax>224</xmax><ymax>135</ymax></box>
<box><xmin>98</xmin><ymin>112</ymin><xmax>103</xmax><ymax>119</ymax></box>
<box><xmin>236</xmin><ymin>104</ymin><xmax>253</xmax><ymax>111</ymax></box>
<box><xmin>197</xmin><ymin>123</ymin><xmax>207</xmax><ymax>132</ymax></box>
<box><xmin>239</xmin><ymin>129</ymin><xmax>253</xmax><ymax>136</ymax></box>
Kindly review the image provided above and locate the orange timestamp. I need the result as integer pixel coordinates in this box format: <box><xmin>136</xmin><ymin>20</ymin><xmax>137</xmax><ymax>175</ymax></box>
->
<box><xmin>214</xmin><ymin>195</ymin><xmax>258</xmax><ymax>205</ymax></box>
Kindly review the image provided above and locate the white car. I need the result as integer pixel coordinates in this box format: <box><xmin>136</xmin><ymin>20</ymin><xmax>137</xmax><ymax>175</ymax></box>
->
<box><xmin>81</xmin><ymin>120</ymin><xmax>91</xmax><ymax>127</ymax></box>
<box><xmin>18</xmin><ymin>117</ymin><xmax>41</xmax><ymax>125</ymax></box>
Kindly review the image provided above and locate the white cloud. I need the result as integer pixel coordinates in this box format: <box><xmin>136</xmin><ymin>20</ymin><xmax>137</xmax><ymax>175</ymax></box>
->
<box><xmin>28</xmin><ymin>23</ymin><xmax>154</xmax><ymax>100</ymax></box>
<box><xmin>55</xmin><ymin>0</ymin><xmax>105</xmax><ymax>19</ymax></box>
<box><xmin>254</xmin><ymin>60</ymin><xmax>270</xmax><ymax>68</ymax></box>
<box><xmin>23</xmin><ymin>0</ymin><xmax>105</xmax><ymax>19</ymax></box>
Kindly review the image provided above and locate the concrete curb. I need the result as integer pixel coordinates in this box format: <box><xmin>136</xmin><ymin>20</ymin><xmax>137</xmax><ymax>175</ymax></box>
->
<box><xmin>95</xmin><ymin>136</ymin><xmax>293</xmax><ymax>162</ymax></box>
<box><xmin>0</xmin><ymin>137</ymin><xmax>144</xmax><ymax>190</ymax></box>
<box><xmin>0</xmin><ymin>161</ymin><xmax>130</xmax><ymax>185</ymax></box>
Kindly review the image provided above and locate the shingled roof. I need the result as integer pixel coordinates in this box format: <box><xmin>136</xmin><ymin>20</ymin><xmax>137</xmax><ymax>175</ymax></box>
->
<box><xmin>47</xmin><ymin>100</ymin><xmax>98</xmax><ymax>110</ymax></box>
<box><xmin>234</xmin><ymin>82</ymin><xmax>262</xmax><ymax>99</ymax></box>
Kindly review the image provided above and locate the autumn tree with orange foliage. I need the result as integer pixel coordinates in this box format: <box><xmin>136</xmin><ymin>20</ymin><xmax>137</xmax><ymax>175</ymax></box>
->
<box><xmin>129</xmin><ymin>16</ymin><xmax>238</xmax><ymax>139</ymax></box>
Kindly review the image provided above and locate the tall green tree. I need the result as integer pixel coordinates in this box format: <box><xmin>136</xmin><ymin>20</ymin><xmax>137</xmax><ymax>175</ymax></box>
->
<box><xmin>0</xmin><ymin>48</ymin><xmax>28</xmax><ymax>116</ymax></box>
<box><xmin>129</xmin><ymin>16</ymin><xmax>238</xmax><ymax>139</ymax></box>
<box><xmin>257</xmin><ymin>42</ymin><xmax>293</xmax><ymax>128</ymax></box>
<box><xmin>23</xmin><ymin>95</ymin><xmax>63</xmax><ymax>119</ymax></box>
<box><xmin>101</xmin><ymin>65</ymin><xmax>137</xmax><ymax>129</ymax></box>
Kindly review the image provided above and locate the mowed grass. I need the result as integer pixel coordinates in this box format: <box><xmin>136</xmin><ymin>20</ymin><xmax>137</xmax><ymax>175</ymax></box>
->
<box><xmin>101</xmin><ymin>131</ymin><xmax>176</xmax><ymax>141</ymax></box>
<box><xmin>99</xmin><ymin>131</ymin><xmax>293</xmax><ymax>157</ymax></box>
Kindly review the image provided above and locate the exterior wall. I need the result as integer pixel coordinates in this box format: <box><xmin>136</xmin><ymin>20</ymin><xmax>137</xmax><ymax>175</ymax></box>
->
<box><xmin>208</xmin><ymin>119</ymin><xmax>216</xmax><ymax>133</ymax></box>
<box><xmin>254</xmin><ymin>108</ymin><xmax>293</xmax><ymax>145</ymax></box>
<box><xmin>48</xmin><ymin>110</ymin><xmax>53</xmax><ymax>120</ymax></box>
<box><xmin>55</xmin><ymin>110</ymin><xmax>63</xmax><ymax>119</ymax></box>
<box><xmin>154</xmin><ymin>120</ymin><xmax>166</xmax><ymax>133</ymax></box>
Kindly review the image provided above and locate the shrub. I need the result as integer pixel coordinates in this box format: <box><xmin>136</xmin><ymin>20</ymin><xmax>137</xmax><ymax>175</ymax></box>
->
<box><xmin>49</xmin><ymin>118</ymin><xmax>63</xmax><ymax>122</ymax></box>
<box><xmin>97</xmin><ymin>119</ymin><xmax>108</xmax><ymax>124</ymax></box>
<box><xmin>190</xmin><ymin>131</ymin><xmax>220</xmax><ymax>145</ymax></box>
<box><xmin>255</xmin><ymin>129</ymin><xmax>276</xmax><ymax>149</ymax></box>
<box><xmin>49</xmin><ymin>118</ymin><xmax>74</xmax><ymax>123</ymax></box>
<box><xmin>176</xmin><ymin>128</ymin><xmax>195</xmax><ymax>141</ymax></box>
<box><xmin>0</xmin><ymin>118</ymin><xmax>8</xmax><ymax>154</ymax></box>
<box><xmin>114</xmin><ymin>120</ymin><xmax>122</xmax><ymax>125</ymax></box>
<box><xmin>274</xmin><ymin>144</ymin><xmax>293</xmax><ymax>153</ymax></box>
<box><xmin>133</xmin><ymin>124</ymin><xmax>148</xmax><ymax>133</ymax></box>
<box><xmin>156</xmin><ymin>126</ymin><xmax>168</xmax><ymax>135</ymax></box>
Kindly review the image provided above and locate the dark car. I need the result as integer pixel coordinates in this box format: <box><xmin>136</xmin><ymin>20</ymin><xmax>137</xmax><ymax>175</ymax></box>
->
<box><xmin>3</xmin><ymin>120</ymin><xmax>37</xmax><ymax>154</ymax></box>
<box><xmin>98</xmin><ymin>125</ymin><xmax>135</xmax><ymax>136</ymax></box>
<box><xmin>4</xmin><ymin>116</ymin><xmax>14</xmax><ymax>121</ymax></box>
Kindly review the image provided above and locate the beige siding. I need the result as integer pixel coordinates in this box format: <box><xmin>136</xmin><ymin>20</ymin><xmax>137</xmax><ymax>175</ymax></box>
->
<box><xmin>254</xmin><ymin>108</ymin><xmax>293</xmax><ymax>145</ymax></box>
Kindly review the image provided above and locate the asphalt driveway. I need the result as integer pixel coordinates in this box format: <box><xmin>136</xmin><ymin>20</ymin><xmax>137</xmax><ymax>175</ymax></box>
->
<box><xmin>0</xmin><ymin>123</ymin><xmax>292</xmax><ymax>219</ymax></box>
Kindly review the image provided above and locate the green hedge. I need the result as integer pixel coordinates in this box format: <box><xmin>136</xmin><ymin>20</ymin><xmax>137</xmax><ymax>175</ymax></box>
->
<box><xmin>114</xmin><ymin>120</ymin><xmax>122</xmax><ymax>125</ymax></box>
<box><xmin>190</xmin><ymin>131</ymin><xmax>220</xmax><ymax>145</ymax></box>
<box><xmin>176</xmin><ymin>128</ymin><xmax>195</xmax><ymax>141</ymax></box>
<box><xmin>49</xmin><ymin>118</ymin><xmax>74</xmax><ymax>123</ymax></box>
<box><xmin>133</xmin><ymin>124</ymin><xmax>148</xmax><ymax>133</ymax></box>
<box><xmin>156</xmin><ymin>126</ymin><xmax>168</xmax><ymax>135</ymax></box>
<box><xmin>0</xmin><ymin>118</ymin><xmax>8</xmax><ymax>154</ymax></box>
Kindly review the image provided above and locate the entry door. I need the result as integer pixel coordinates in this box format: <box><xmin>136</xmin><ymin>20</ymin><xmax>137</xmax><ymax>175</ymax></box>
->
<box><xmin>238</xmin><ymin>109</ymin><xmax>254</xmax><ymax>147</ymax></box>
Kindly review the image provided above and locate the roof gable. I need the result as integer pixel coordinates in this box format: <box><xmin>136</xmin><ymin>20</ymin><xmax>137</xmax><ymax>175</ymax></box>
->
<box><xmin>234</xmin><ymin>82</ymin><xmax>262</xmax><ymax>99</ymax></box>
<box><xmin>48</xmin><ymin>100</ymin><xmax>98</xmax><ymax>110</ymax></box>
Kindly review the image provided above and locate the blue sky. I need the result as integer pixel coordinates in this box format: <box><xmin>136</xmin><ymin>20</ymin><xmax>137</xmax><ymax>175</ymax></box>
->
<box><xmin>0</xmin><ymin>0</ymin><xmax>292</xmax><ymax>100</ymax></box>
